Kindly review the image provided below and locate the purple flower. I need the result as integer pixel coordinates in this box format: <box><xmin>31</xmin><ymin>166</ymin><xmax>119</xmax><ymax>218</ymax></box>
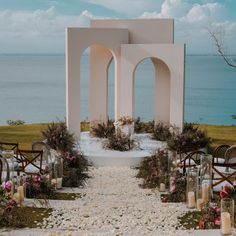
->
<box><xmin>2</xmin><ymin>181</ymin><xmax>12</xmax><ymax>192</ymax></box>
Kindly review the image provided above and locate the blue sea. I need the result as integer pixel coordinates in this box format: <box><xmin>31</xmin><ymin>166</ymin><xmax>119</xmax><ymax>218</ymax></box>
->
<box><xmin>0</xmin><ymin>54</ymin><xmax>236</xmax><ymax>126</ymax></box>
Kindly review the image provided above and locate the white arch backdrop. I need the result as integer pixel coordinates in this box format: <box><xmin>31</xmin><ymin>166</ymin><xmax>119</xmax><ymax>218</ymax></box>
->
<box><xmin>66</xmin><ymin>19</ymin><xmax>185</xmax><ymax>138</ymax></box>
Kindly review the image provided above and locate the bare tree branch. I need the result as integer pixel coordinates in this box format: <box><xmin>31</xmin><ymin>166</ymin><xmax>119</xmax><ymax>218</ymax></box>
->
<box><xmin>207</xmin><ymin>27</ymin><xmax>236</xmax><ymax>68</ymax></box>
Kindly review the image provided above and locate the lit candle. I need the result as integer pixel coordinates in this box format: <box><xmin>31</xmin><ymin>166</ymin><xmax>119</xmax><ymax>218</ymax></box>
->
<box><xmin>17</xmin><ymin>186</ymin><xmax>24</xmax><ymax>202</ymax></box>
<box><xmin>202</xmin><ymin>183</ymin><xmax>209</xmax><ymax>203</ymax></box>
<box><xmin>56</xmin><ymin>178</ymin><xmax>63</xmax><ymax>189</ymax></box>
<box><xmin>221</xmin><ymin>212</ymin><xmax>232</xmax><ymax>235</ymax></box>
<box><xmin>160</xmin><ymin>183</ymin><xmax>166</xmax><ymax>192</ymax></box>
<box><xmin>188</xmin><ymin>191</ymin><xmax>195</xmax><ymax>208</ymax></box>
<box><xmin>197</xmin><ymin>198</ymin><xmax>204</xmax><ymax>210</ymax></box>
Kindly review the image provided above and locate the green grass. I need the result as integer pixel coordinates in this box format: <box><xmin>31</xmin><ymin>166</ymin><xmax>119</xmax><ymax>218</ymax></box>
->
<box><xmin>198</xmin><ymin>124</ymin><xmax>236</xmax><ymax>149</ymax></box>
<box><xmin>0</xmin><ymin>207</ymin><xmax>52</xmax><ymax>228</ymax></box>
<box><xmin>0</xmin><ymin>122</ymin><xmax>90</xmax><ymax>149</ymax></box>
<box><xmin>0</xmin><ymin>123</ymin><xmax>235</xmax><ymax>150</ymax></box>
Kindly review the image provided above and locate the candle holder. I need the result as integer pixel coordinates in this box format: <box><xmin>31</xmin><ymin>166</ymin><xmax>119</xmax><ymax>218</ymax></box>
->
<box><xmin>196</xmin><ymin>183</ymin><xmax>204</xmax><ymax>211</ymax></box>
<box><xmin>200</xmin><ymin>154</ymin><xmax>212</xmax><ymax>206</ymax></box>
<box><xmin>168</xmin><ymin>151</ymin><xmax>178</xmax><ymax>194</ymax></box>
<box><xmin>51</xmin><ymin>156</ymin><xmax>63</xmax><ymax>189</ymax></box>
<box><xmin>1</xmin><ymin>150</ymin><xmax>14</xmax><ymax>180</ymax></box>
<box><xmin>159</xmin><ymin>173</ymin><xmax>167</xmax><ymax>192</ymax></box>
<box><xmin>221</xmin><ymin>198</ymin><xmax>234</xmax><ymax>236</ymax></box>
<box><xmin>186</xmin><ymin>167</ymin><xmax>198</xmax><ymax>209</ymax></box>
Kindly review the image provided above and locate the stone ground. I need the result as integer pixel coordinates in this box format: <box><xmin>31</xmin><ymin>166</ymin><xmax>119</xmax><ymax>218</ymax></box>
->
<box><xmin>0</xmin><ymin>167</ymin><xmax>230</xmax><ymax>236</ymax></box>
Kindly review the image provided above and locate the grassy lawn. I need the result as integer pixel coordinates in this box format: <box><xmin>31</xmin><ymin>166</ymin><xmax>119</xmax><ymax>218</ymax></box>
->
<box><xmin>0</xmin><ymin>123</ymin><xmax>235</xmax><ymax>150</ymax></box>
<box><xmin>198</xmin><ymin>124</ymin><xmax>236</xmax><ymax>149</ymax></box>
<box><xmin>0</xmin><ymin>122</ymin><xmax>90</xmax><ymax>149</ymax></box>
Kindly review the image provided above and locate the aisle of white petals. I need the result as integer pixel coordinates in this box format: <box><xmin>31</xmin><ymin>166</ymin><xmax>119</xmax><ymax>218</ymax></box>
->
<box><xmin>42</xmin><ymin>167</ymin><xmax>193</xmax><ymax>236</ymax></box>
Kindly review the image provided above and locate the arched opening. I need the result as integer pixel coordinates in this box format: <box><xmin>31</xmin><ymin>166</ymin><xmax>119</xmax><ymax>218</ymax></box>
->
<box><xmin>134</xmin><ymin>58</ymin><xmax>155</xmax><ymax>121</ymax></box>
<box><xmin>80</xmin><ymin>44</ymin><xmax>116</xmax><ymax>124</ymax></box>
<box><xmin>107</xmin><ymin>58</ymin><xmax>115</xmax><ymax>120</ymax></box>
<box><xmin>133</xmin><ymin>57</ymin><xmax>171</xmax><ymax>125</ymax></box>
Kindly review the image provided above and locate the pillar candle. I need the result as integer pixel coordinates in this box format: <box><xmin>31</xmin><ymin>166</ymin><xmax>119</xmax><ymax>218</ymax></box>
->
<box><xmin>17</xmin><ymin>186</ymin><xmax>24</xmax><ymax>202</ymax></box>
<box><xmin>188</xmin><ymin>191</ymin><xmax>195</xmax><ymax>208</ymax></box>
<box><xmin>51</xmin><ymin>178</ymin><xmax>57</xmax><ymax>188</ymax></box>
<box><xmin>56</xmin><ymin>178</ymin><xmax>62</xmax><ymax>189</ymax></box>
<box><xmin>202</xmin><ymin>183</ymin><xmax>209</xmax><ymax>203</ymax></box>
<box><xmin>196</xmin><ymin>198</ymin><xmax>204</xmax><ymax>210</ymax></box>
<box><xmin>160</xmin><ymin>183</ymin><xmax>166</xmax><ymax>192</ymax></box>
<box><xmin>221</xmin><ymin>212</ymin><xmax>232</xmax><ymax>235</ymax></box>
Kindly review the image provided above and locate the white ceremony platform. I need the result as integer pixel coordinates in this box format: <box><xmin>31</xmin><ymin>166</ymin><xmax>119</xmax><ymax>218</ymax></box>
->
<box><xmin>79</xmin><ymin>132</ymin><xmax>166</xmax><ymax>167</ymax></box>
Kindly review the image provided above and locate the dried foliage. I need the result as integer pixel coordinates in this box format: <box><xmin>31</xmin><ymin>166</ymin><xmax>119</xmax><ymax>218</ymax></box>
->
<box><xmin>42</xmin><ymin>122</ymin><xmax>75</xmax><ymax>153</ymax></box>
<box><xmin>26</xmin><ymin>175</ymin><xmax>55</xmax><ymax>199</ymax></box>
<box><xmin>42</xmin><ymin>122</ymin><xmax>90</xmax><ymax>187</ymax></box>
<box><xmin>167</xmin><ymin>123</ymin><xmax>211</xmax><ymax>153</ymax></box>
<box><xmin>153</xmin><ymin>122</ymin><xmax>172</xmax><ymax>141</ymax></box>
<box><xmin>104</xmin><ymin>133</ymin><xmax>136</xmax><ymax>152</ymax></box>
<box><xmin>62</xmin><ymin>150</ymin><xmax>89</xmax><ymax>187</ymax></box>
<box><xmin>134</xmin><ymin>117</ymin><xmax>154</xmax><ymax>133</ymax></box>
<box><xmin>90</xmin><ymin>119</ymin><xmax>115</xmax><ymax>138</ymax></box>
<box><xmin>137</xmin><ymin>149</ymin><xmax>169</xmax><ymax>188</ymax></box>
<box><xmin>161</xmin><ymin>172</ymin><xmax>186</xmax><ymax>203</ymax></box>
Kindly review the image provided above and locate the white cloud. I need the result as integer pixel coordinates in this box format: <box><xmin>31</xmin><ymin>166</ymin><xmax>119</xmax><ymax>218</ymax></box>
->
<box><xmin>139</xmin><ymin>0</ymin><xmax>236</xmax><ymax>53</ymax></box>
<box><xmin>0</xmin><ymin>7</ymin><xmax>95</xmax><ymax>53</ymax></box>
<box><xmin>81</xmin><ymin>0</ymin><xmax>162</xmax><ymax>16</ymax></box>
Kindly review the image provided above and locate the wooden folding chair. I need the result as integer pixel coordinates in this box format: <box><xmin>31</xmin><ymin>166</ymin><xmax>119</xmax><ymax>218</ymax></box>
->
<box><xmin>18</xmin><ymin>149</ymin><xmax>44</xmax><ymax>175</ymax></box>
<box><xmin>0</xmin><ymin>142</ymin><xmax>20</xmax><ymax>161</ymax></box>
<box><xmin>178</xmin><ymin>150</ymin><xmax>205</xmax><ymax>174</ymax></box>
<box><xmin>32</xmin><ymin>141</ymin><xmax>51</xmax><ymax>165</ymax></box>
<box><xmin>212</xmin><ymin>145</ymin><xmax>236</xmax><ymax>187</ymax></box>
<box><xmin>212</xmin><ymin>144</ymin><xmax>230</xmax><ymax>164</ymax></box>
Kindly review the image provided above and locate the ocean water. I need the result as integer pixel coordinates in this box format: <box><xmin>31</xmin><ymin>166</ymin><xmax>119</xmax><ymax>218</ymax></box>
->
<box><xmin>0</xmin><ymin>54</ymin><xmax>236</xmax><ymax>126</ymax></box>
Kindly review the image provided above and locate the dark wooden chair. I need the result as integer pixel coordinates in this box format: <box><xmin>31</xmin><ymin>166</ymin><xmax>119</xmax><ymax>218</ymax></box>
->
<box><xmin>18</xmin><ymin>149</ymin><xmax>44</xmax><ymax>175</ymax></box>
<box><xmin>32</xmin><ymin>141</ymin><xmax>51</xmax><ymax>165</ymax></box>
<box><xmin>212</xmin><ymin>144</ymin><xmax>230</xmax><ymax>164</ymax></box>
<box><xmin>178</xmin><ymin>150</ymin><xmax>206</xmax><ymax>174</ymax></box>
<box><xmin>0</xmin><ymin>142</ymin><xmax>20</xmax><ymax>161</ymax></box>
<box><xmin>212</xmin><ymin>145</ymin><xmax>236</xmax><ymax>187</ymax></box>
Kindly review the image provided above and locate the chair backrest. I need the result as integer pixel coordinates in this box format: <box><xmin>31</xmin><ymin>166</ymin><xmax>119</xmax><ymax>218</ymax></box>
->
<box><xmin>0</xmin><ymin>142</ymin><xmax>19</xmax><ymax>155</ymax></box>
<box><xmin>18</xmin><ymin>149</ymin><xmax>44</xmax><ymax>174</ymax></box>
<box><xmin>0</xmin><ymin>154</ymin><xmax>10</xmax><ymax>183</ymax></box>
<box><xmin>32</xmin><ymin>141</ymin><xmax>51</xmax><ymax>164</ymax></box>
<box><xmin>212</xmin><ymin>145</ymin><xmax>230</xmax><ymax>163</ymax></box>
<box><xmin>179</xmin><ymin>150</ymin><xmax>205</xmax><ymax>174</ymax></box>
<box><xmin>225</xmin><ymin>145</ymin><xmax>236</xmax><ymax>169</ymax></box>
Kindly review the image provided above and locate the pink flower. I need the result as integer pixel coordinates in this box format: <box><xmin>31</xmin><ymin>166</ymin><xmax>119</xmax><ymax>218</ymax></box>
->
<box><xmin>2</xmin><ymin>181</ymin><xmax>12</xmax><ymax>192</ymax></box>
<box><xmin>223</xmin><ymin>185</ymin><xmax>232</xmax><ymax>194</ymax></box>
<box><xmin>220</xmin><ymin>190</ymin><xmax>229</xmax><ymax>199</ymax></box>
<box><xmin>215</xmin><ymin>217</ymin><xmax>221</xmax><ymax>226</ymax></box>
<box><xmin>233</xmin><ymin>180</ymin><xmax>236</xmax><ymax>187</ymax></box>
<box><xmin>199</xmin><ymin>218</ymin><xmax>206</xmax><ymax>229</ymax></box>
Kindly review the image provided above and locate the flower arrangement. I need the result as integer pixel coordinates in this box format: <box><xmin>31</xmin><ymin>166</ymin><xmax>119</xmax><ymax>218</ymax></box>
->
<box><xmin>167</xmin><ymin>124</ymin><xmax>211</xmax><ymax>153</ymax></box>
<box><xmin>152</xmin><ymin>122</ymin><xmax>172</xmax><ymax>141</ymax></box>
<box><xmin>104</xmin><ymin>133</ymin><xmax>136</xmax><ymax>152</ymax></box>
<box><xmin>161</xmin><ymin>171</ymin><xmax>186</xmax><ymax>203</ymax></box>
<box><xmin>26</xmin><ymin>174</ymin><xmax>55</xmax><ymax>199</ymax></box>
<box><xmin>198</xmin><ymin>204</ymin><xmax>221</xmax><ymax>229</ymax></box>
<box><xmin>198</xmin><ymin>185</ymin><xmax>236</xmax><ymax>230</ymax></box>
<box><xmin>42</xmin><ymin>122</ymin><xmax>75</xmax><ymax>153</ymax></box>
<box><xmin>90</xmin><ymin>119</ymin><xmax>115</xmax><ymax>138</ymax></box>
<box><xmin>137</xmin><ymin>149</ymin><xmax>169</xmax><ymax>188</ymax></box>
<box><xmin>42</xmin><ymin>122</ymin><xmax>90</xmax><ymax>188</ymax></box>
<box><xmin>115</xmin><ymin>116</ymin><xmax>134</xmax><ymax>126</ymax></box>
<box><xmin>134</xmin><ymin>117</ymin><xmax>154</xmax><ymax>133</ymax></box>
<box><xmin>0</xmin><ymin>181</ymin><xmax>18</xmax><ymax>227</ymax></box>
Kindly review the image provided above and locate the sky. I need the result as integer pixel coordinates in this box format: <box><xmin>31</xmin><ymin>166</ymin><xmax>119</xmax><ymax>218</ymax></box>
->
<box><xmin>0</xmin><ymin>0</ymin><xmax>236</xmax><ymax>54</ymax></box>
